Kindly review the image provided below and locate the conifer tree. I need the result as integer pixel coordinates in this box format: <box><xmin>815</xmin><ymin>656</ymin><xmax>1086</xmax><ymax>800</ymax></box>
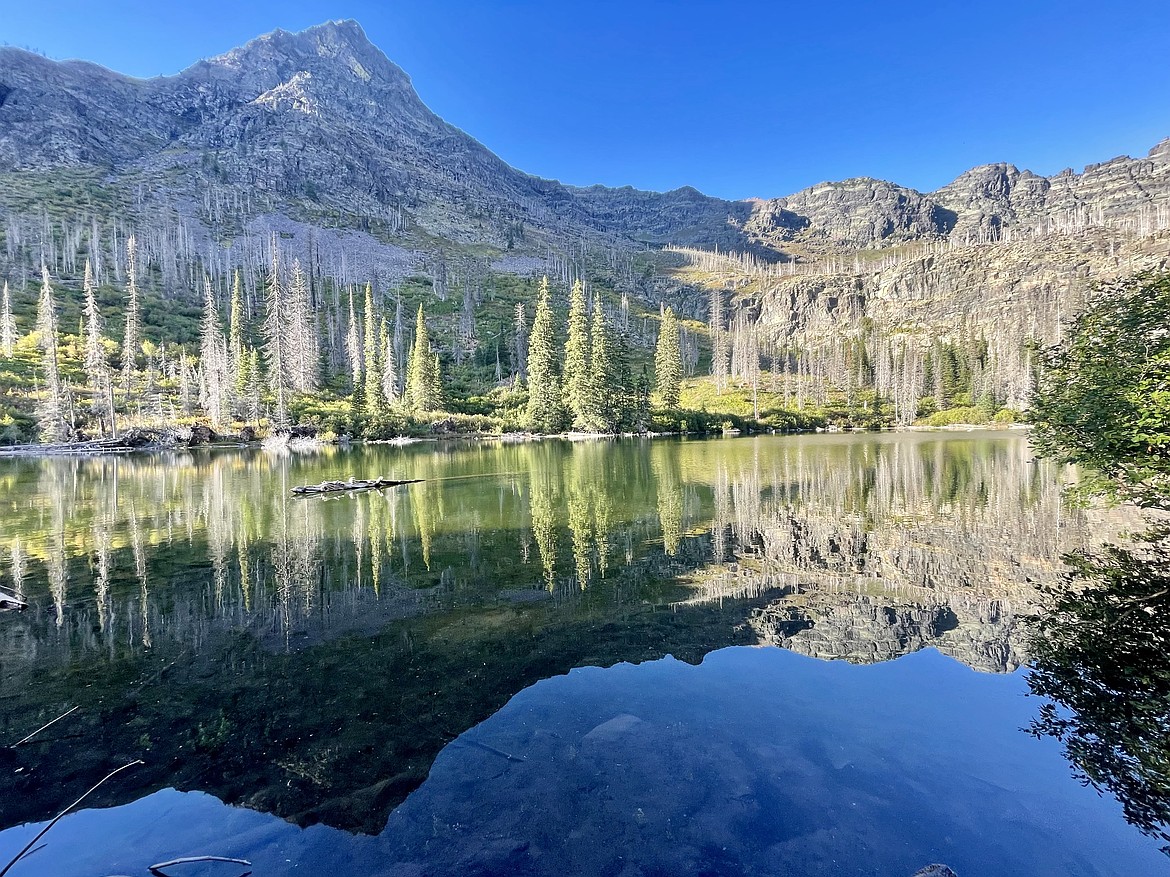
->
<box><xmin>121</xmin><ymin>235</ymin><xmax>141</xmax><ymax>397</ymax></box>
<box><xmin>36</xmin><ymin>266</ymin><xmax>70</xmax><ymax>442</ymax></box>
<box><xmin>0</xmin><ymin>280</ymin><xmax>17</xmax><ymax>357</ymax></box>
<box><xmin>81</xmin><ymin>259</ymin><xmax>112</xmax><ymax>433</ymax></box>
<box><xmin>525</xmin><ymin>277</ymin><xmax>563</xmax><ymax>432</ymax></box>
<box><xmin>392</xmin><ymin>291</ymin><xmax>405</xmax><ymax>398</ymax></box>
<box><xmin>199</xmin><ymin>277</ymin><xmax>229</xmax><ymax>426</ymax></box>
<box><xmin>406</xmin><ymin>304</ymin><xmax>441</xmax><ymax>411</ymax></box>
<box><xmin>513</xmin><ymin>301</ymin><xmax>528</xmax><ymax>381</ymax></box>
<box><xmin>264</xmin><ymin>247</ymin><xmax>288</xmax><ymax>428</ymax></box>
<box><xmin>584</xmin><ymin>296</ymin><xmax>613</xmax><ymax>432</ymax></box>
<box><xmin>379</xmin><ymin>315</ymin><xmax>398</xmax><ymax>405</ymax></box>
<box><xmin>654</xmin><ymin>306</ymin><xmax>682</xmax><ymax>408</ymax></box>
<box><xmin>563</xmin><ymin>280</ymin><xmax>591</xmax><ymax>428</ymax></box>
<box><xmin>363</xmin><ymin>283</ymin><xmax>382</xmax><ymax>412</ymax></box>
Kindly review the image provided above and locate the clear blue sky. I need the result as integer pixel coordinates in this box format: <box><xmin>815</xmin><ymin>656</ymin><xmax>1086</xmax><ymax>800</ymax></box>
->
<box><xmin>3</xmin><ymin>0</ymin><xmax>1169</xmax><ymax>200</ymax></box>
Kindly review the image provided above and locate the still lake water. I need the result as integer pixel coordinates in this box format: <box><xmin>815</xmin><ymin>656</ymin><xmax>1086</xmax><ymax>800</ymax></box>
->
<box><xmin>0</xmin><ymin>431</ymin><xmax>1163</xmax><ymax>875</ymax></box>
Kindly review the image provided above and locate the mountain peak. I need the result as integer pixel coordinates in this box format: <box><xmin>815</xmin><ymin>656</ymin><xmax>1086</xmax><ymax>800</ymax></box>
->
<box><xmin>203</xmin><ymin>19</ymin><xmax>407</xmax><ymax>86</ymax></box>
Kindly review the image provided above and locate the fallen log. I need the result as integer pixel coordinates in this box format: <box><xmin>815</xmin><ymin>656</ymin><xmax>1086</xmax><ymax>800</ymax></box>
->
<box><xmin>0</xmin><ymin>590</ymin><xmax>27</xmax><ymax>611</ymax></box>
<box><xmin>291</xmin><ymin>476</ymin><xmax>421</xmax><ymax>496</ymax></box>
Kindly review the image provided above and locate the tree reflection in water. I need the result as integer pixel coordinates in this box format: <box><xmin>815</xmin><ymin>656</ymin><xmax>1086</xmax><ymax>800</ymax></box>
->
<box><xmin>1027</xmin><ymin>530</ymin><xmax>1170</xmax><ymax>852</ymax></box>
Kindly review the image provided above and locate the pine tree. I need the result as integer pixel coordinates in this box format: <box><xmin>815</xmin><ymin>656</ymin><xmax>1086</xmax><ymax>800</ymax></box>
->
<box><xmin>406</xmin><ymin>304</ymin><xmax>440</xmax><ymax>411</ymax></box>
<box><xmin>392</xmin><ymin>290</ymin><xmax>405</xmax><ymax>398</ymax></box>
<box><xmin>379</xmin><ymin>315</ymin><xmax>398</xmax><ymax>405</ymax></box>
<box><xmin>563</xmin><ymin>280</ymin><xmax>591</xmax><ymax>429</ymax></box>
<box><xmin>199</xmin><ymin>277</ymin><xmax>229</xmax><ymax>426</ymax></box>
<box><xmin>36</xmin><ymin>266</ymin><xmax>70</xmax><ymax>443</ymax></box>
<box><xmin>121</xmin><ymin>234</ymin><xmax>141</xmax><ymax>397</ymax></box>
<box><xmin>0</xmin><ymin>280</ymin><xmax>17</xmax><ymax>357</ymax></box>
<box><xmin>264</xmin><ymin>246</ymin><xmax>288</xmax><ymax>428</ymax></box>
<box><xmin>583</xmin><ymin>296</ymin><xmax>613</xmax><ymax>432</ymax></box>
<box><xmin>654</xmin><ymin>306</ymin><xmax>682</xmax><ymax>408</ymax></box>
<box><xmin>513</xmin><ymin>301</ymin><xmax>528</xmax><ymax>381</ymax></box>
<box><xmin>525</xmin><ymin>277</ymin><xmax>563</xmax><ymax>432</ymax></box>
<box><xmin>363</xmin><ymin>283</ymin><xmax>382</xmax><ymax>412</ymax></box>
<box><xmin>227</xmin><ymin>271</ymin><xmax>252</xmax><ymax>422</ymax></box>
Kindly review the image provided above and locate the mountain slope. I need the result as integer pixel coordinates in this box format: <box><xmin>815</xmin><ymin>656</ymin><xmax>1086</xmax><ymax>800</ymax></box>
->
<box><xmin>0</xmin><ymin>21</ymin><xmax>748</xmax><ymax>255</ymax></box>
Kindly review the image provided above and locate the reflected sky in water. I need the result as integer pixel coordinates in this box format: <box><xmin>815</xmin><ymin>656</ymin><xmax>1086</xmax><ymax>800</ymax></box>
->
<box><xmin>0</xmin><ymin>647</ymin><xmax>1163</xmax><ymax>876</ymax></box>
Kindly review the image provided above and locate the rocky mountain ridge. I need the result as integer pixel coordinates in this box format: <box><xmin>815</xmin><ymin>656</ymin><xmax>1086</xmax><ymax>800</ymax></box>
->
<box><xmin>2</xmin><ymin>19</ymin><xmax>1167</xmax><ymax>273</ymax></box>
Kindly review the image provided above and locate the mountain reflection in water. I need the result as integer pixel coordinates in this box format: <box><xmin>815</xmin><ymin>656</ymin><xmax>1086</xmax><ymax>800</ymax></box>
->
<box><xmin>0</xmin><ymin>432</ymin><xmax>1151</xmax><ymax>857</ymax></box>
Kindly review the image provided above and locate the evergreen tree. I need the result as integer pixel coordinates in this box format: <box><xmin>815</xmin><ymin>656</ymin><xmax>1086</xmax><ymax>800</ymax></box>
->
<box><xmin>392</xmin><ymin>291</ymin><xmax>405</xmax><ymax>398</ymax></box>
<box><xmin>379</xmin><ymin>315</ymin><xmax>398</xmax><ymax>406</ymax></box>
<box><xmin>199</xmin><ymin>277</ymin><xmax>229</xmax><ymax>426</ymax></box>
<box><xmin>0</xmin><ymin>280</ymin><xmax>17</xmax><ymax>357</ymax></box>
<box><xmin>36</xmin><ymin>266</ymin><xmax>70</xmax><ymax>442</ymax></box>
<box><xmin>513</xmin><ymin>301</ymin><xmax>528</xmax><ymax>381</ymax></box>
<box><xmin>81</xmin><ymin>259</ymin><xmax>111</xmax><ymax>431</ymax></box>
<box><xmin>229</xmin><ymin>270</ymin><xmax>247</xmax><ymax>393</ymax></box>
<box><xmin>525</xmin><ymin>277</ymin><xmax>563</xmax><ymax>432</ymax></box>
<box><xmin>121</xmin><ymin>234</ymin><xmax>141</xmax><ymax>397</ymax></box>
<box><xmin>584</xmin><ymin>296</ymin><xmax>613</xmax><ymax>432</ymax></box>
<box><xmin>406</xmin><ymin>304</ymin><xmax>441</xmax><ymax>411</ymax></box>
<box><xmin>563</xmin><ymin>280</ymin><xmax>591</xmax><ymax>428</ymax></box>
<box><xmin>363</xmin><ymin>283</ymin><xmax>382</xmax><ymax>412</ymax></box>
<box><xmin>263</xmin><ymin>246</ymin><xmax>288</xmax><ymax>428</ymax></box>
<box><xmin>654</xmin><ymin>306</ymin><xmax>682</xmax><ymax>408</ymax></box>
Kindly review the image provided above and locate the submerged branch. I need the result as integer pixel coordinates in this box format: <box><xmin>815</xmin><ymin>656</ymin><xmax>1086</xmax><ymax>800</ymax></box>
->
<box><xmin>149</xmin><ymin>855</ymin><xmax>253</xmax><ymax>876</ymax></box>
<box><xmin>0</xmin><ymin>759</ymin><xmax>143</xmax><ymax>877</ymax></box>
<box><xmin>11</xmin><ymin>705</ymin><xmax>79</xmax><ymax>747</ymax></box>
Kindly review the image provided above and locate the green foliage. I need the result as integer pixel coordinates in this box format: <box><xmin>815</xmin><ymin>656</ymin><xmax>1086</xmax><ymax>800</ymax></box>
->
<box><xmin>583</xmin><ymin>296</ymin><xmax>614</xmax><ymax>432</ymax></box>
<box><xmin>923</xmin><ymin>405</ymin><xmax>990</xmax><ymax>427</ymax></box>
<box><xmin>525</xmin><ymin>277</ymin><xmax>564</xmax><ymax>432</ymax></box>
<box><xmin>653</xmin><ymin>307</ymin><xmax>682</xmax><ymax>408</ymax></box>
<box><xmin>362</xmin><ymin>283</ymin><xmax>382</xmax><ymax>414</ymax></box>
<box><xmin>562</xmin><ymin>280</ymin><xmax>591</xmax><ymax>428</ymax></box>
<box><xmin>405</xmin><ymin>304</ymin><xmax>443</xmax><ymax>412</ymax></box>
<box><xmin>1031</xmin><ymin>272</ymin><xmax>1170</xmax><ymax>509</ymax></box>
<box><xmin>1027</xmin><ymin>533</ymin><xmax>1170</xmax><ymax>851</ymax></box>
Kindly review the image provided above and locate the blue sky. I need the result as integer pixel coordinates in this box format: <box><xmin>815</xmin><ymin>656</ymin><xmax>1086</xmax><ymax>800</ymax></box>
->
<box><xmin>3</xmin><ymin>0</ymin><xmax>1169</xmax><ymax>200</ymax></box>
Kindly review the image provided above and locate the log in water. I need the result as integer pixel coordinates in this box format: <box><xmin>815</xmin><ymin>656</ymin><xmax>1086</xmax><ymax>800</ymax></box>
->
<box><xmin>291</xmin><ymin>476</ymin><xmax>422</xmax><ymax>496</ymax></box>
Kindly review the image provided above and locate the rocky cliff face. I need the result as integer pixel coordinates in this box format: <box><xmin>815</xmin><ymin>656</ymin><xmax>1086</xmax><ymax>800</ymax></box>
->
<box><xmin>743</xmin><ymin>178</ymin><xmax>957</xmax><ymax>252</ymax></box>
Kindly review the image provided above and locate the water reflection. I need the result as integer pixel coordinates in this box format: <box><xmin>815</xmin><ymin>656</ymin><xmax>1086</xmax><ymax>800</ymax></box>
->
<box><xmin>1026</xmin><ymin>530</ymin><xmax>1170</xmax><ymax>850</ymax></box>
<box><xmin>0</xmin><ymin>433</ymin><xmax>1111</xmax><ymax>836</ymax></box>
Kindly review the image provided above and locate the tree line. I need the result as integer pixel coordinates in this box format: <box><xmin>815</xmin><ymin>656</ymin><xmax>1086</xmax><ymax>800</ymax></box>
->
<box><xmin>3</xmin><ymin>240</ymin><xmax>686</xmax><ymax>442</ymax></box>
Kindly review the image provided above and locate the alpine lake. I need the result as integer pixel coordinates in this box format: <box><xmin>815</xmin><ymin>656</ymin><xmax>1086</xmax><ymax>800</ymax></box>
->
<box><xmin>0</xmin><ymin>431</ymin><xmax>1165</xmax><ymax>876</ymax></box>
